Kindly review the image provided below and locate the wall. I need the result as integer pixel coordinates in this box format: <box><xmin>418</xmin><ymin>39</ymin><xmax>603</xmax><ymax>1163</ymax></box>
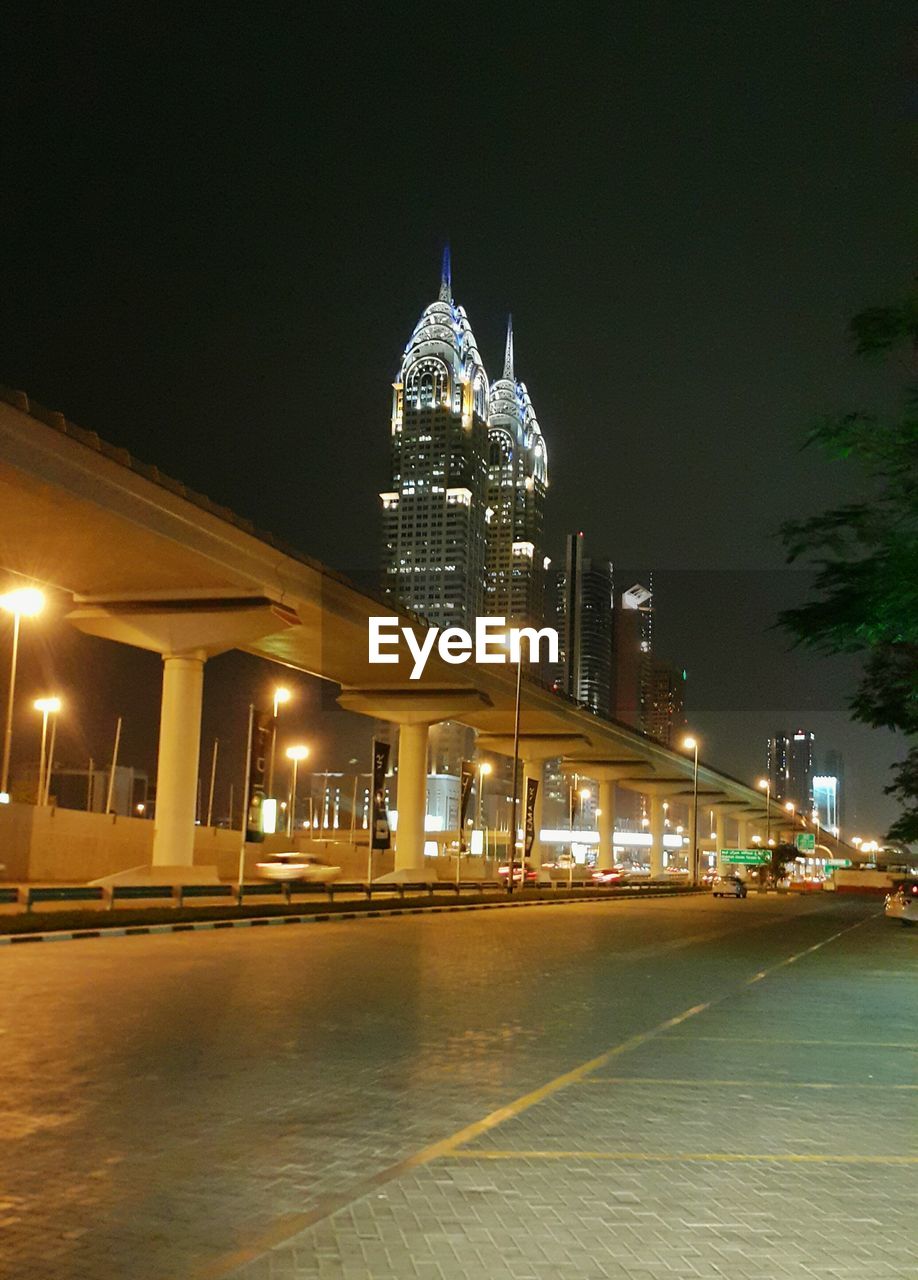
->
<box><xmin>0</xmin><ymin>801</ymin><xmax>391</xmax><ymax>883</ymax></box>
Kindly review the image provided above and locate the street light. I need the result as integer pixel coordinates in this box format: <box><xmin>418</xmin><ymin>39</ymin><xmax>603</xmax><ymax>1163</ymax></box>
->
<box><xmin>683</xmin><ymin>736</ymin><xmax>700</xmax><ymax>884</ymax></box>
<box><xmin>0</xmin><ymin>587</ymin><xmax>45</xmax><ymax>802</ymax></box>
<box><xmin>285</xmin><ymin>744</ymin><xmax>309</xmax><ymax>837</ymax></box>
<box><xmin>267</xmin><ymin>686</ymin><xmax>292</xmax><ymax>801</ymax></box>
<box><xmin>758</xmin><ymin>778</ymin><xmax>771</xmax><ymax>847</ymax></box>
<box><xmin>505</xmin><ymin>635</ymin><xmax>524</xmax><ymax>895</ymax></box>
<box><xmin>476</xmin><ymin>761</ymin><xmax>492</xmax><ymax>850</ymax></box>
<box><xmin>33</xmin><ymin>696</ymin><xmax>61</xmax><ymax>806</ymax></box>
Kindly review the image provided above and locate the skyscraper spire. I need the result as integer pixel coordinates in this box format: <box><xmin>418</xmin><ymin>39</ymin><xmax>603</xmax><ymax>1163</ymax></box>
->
<box><xmin>503</xmin><ymin>313</ymin><xmax>514</xmax><ymax>381</ymax></box>
<box><xmin>439</xmin><ymin>244</ymin><xmax>452</xmax><ymax>302</ymax></box>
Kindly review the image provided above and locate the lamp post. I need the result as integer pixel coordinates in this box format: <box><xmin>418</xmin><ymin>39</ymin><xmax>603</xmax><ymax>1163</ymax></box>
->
<box><xmin>0</xmin><ymin>587</ymin><xmax>45</xmax><ymax>802</ymax></box>
<box><xmin>683</xmin><ymin>735</ymin><xmax>699</xmax><ymax>885</ymax></box>
<box><xmin>267</xmin><ymin>686</ymin><xmax>291</xmax><ymax>800</ymax></box>
<box><xmin>507</xmin><ymin>640</ymin><xmax>523</xmax><ymax>895</ymax></box>
<box><xmin>477</xmin><ymin>761</ymin><xmax>492</xmax><ymax>857</ymax></box>
<box><xmin>758</xmin><ymin>778</ymin><xmax>771</xmax><ymax>848</ymax></box>
<box><xmin>33</xmin><ymin>697</ymin><xmax>61</xmax><ymax>806</ymax></box>
<box><xmin>286</xmin><ymin>744</ymin><xmax>309</xmax><ymax>837</ymax></box>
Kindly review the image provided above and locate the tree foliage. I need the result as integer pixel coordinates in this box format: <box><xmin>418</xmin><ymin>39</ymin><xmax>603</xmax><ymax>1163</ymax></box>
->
<box><xmin>779</xmin><ymin>282</ymin><xmax>918</xmax><ymax>842</ymax></box>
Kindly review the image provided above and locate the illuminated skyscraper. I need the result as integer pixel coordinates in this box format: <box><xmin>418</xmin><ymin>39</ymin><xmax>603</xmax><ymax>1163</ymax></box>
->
<box><xmin>486</xmin><ymin>317</ymin><xmax>548</xmax><ymax>625</ymax></box>
<box><xmin>381</xmin><ymin>250</ymin><xmax>490</xmax><ymax>625</ymax></box>
<box><xmin>382</xmin><ymin>260</ymin><xmax>548</xmax><ymax>627</ymax></box>
<box><xmin>548</xmin><ymin>533</ymin><xmax>614</xmax><ymax>716</ymax></box>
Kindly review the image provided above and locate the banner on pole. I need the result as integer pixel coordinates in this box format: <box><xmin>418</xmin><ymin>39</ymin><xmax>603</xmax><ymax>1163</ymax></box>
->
<box><xmin>525</xmin><ymin>776</ymin><xmax>539</xmax><ymax>859</ymax></box>
<box><xmin>459</xmin><ymin>759</ymin><xmax>475</xmax><ymax>851</ymax></box>
<box><xmin>246</xmin><ymin>709</ymin><xmax>272</xmax><ymax>842</ymax></box>
<box><xmin>370</xmin><ymin>739</ymin><xmax>391</xmax><ymax>850</ymax></box>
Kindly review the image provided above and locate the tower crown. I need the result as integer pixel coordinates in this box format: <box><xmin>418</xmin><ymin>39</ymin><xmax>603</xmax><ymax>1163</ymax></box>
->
<box><xmin>488</xmin><ymin>317</ymin><xmax>547</xmax><ymax>484</ymax></box>
<box><xmin>398</xmin><ymin>252</ymin><xmax>489</xmax><ymax>419</ymax></box>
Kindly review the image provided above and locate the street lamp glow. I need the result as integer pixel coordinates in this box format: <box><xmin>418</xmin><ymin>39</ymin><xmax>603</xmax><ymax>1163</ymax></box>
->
<box><xmin>285</xmin><ymin>744</ymin><xmax>309</xmax><ymax>837</ymax></box>
<box><xmin>579</xmin><ymin>787</ymin><xmax>591</xmax><ymax>801</ymax></box>
<box><xmin>758</xmin><ymin>778</ymin><xmax>769</xmax><ymax>790</ymax></box>
<box><xmin>33</xmin><ymin>696</ymin><xmax>62</xmax><ymax>806</ymax></box>
<box><xmin>1</xmin><ymin>587</ymin><xmax>47</xmax><ymax>801</ymax></box>
<box><xmin>273</xmin><ymin>686</ymin><xmax>291</xmax><ymax>715</ymax></box>
<box><xmin>0</xmin><ymin>587</ymin><xmax>45</xmax><ymax>618</ymax></box>
<box><xmin>682</xmin><ymin>736</ymin><xmax>697</xmax><ymax>750</ymax></box>
<box><xmin>286</xmin><ymin>745</ymin><xmax>309</xmax><ymax>762</ymax></box>
<box><xmin>785</xmin><ymin>801</ymin><xmax>795</xmax><ymax>813</ymax></box>
<box><xmin>479</xmin><ymin>761</ymin><xmax>493</xmax><ymax>777</ymax></box>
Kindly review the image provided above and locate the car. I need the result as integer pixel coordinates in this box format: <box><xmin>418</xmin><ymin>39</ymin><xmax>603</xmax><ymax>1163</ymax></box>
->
<box><xmin>254</xmin><ymin>852</ymin><xmax>342</xmax><ymax>883</ymax></box>
<box><xmin>884</xmin><ymin>879</ymin><xmax>918</xmax><ymax>927</ymax></box>
<box><xmin>712</xmin><ymin>873</ymin><xmax>747</xmax><ymax>899</ymax></box>
<box><xmin>498</xmin><ymin>861</ymin><xmax>539</xmax><ymax>885</ymax></box>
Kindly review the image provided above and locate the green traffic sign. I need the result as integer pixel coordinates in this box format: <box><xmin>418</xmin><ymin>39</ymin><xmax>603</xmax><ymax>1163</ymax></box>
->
<box><xmin>795</xmin><ymin>832</ymin><xmax>816</xmax><ymax>852</ymax></box>
<box><xmin>720</xmin><ymin>848</ymin><xmax>768</xmax><ymax>864</ymax></box>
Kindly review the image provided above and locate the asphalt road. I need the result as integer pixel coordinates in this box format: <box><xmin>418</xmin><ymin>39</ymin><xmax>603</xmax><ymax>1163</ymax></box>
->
<box><xmin>1</xmin><ymin>892</ymin><xmax>913</xmax><ymax>1279</ymax></box>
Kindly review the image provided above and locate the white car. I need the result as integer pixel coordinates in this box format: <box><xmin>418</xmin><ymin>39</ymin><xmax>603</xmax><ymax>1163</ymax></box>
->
<box><xmin>884</xmin><ymin>880</ymin><xmax>918</xmax><ymax>927</ymax></box>
<box><xmin>712</xmin><ymin>873</ymin><xmax>747</xmax><ymax>899</ymax></box>
<box><xmin>255</xmin><ymin>852</ymin><xmax>341</xmax><ymax>883</ymax></box>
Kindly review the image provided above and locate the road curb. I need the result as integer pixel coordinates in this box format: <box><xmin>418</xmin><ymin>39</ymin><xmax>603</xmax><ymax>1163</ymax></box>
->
<box><xmin>0</xmin><ymin>888</ymin><xmax>696</xmax><ymax>946</ymax></box>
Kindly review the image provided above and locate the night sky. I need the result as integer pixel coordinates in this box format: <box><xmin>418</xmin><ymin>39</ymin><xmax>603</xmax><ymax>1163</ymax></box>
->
<box><xmin>1</xmin><ymin>4</ymin><xmax>914</xmax><ymax>834</ymax></box>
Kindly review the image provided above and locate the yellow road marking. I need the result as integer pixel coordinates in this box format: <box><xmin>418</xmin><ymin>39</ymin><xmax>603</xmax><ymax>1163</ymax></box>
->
<box><xmin>186</xmin><ymin>910</ymin><xmax>876</xmax><ymax>1279</ymax></box>
<box><xmin>451</xmin><ymin>1150</ymin><xmax>918</xmax><ymax>1165</ymax></box>
<box><xmin>580</xmin><ymin>1077</ymin><xmax>918</xmax><ymax>1089</ymax></box>
<box><xmin>662</xmin><ymin>1036</ymin><xmax>918</xmax><ymax>1049</ymax></box>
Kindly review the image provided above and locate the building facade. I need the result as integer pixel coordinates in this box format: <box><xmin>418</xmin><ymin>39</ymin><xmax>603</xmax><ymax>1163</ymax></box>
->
<box><xmin>548</xmin><ymin>532</ymin><xmax>615</xmax><ymax>716</ymax></box>
<box><xmin>486</xmin><ymin>318</ymin><xmax>548</xmax><ymax>625</ymax></box>
<box><xmin>381</xmin><ymin>252</ymin><xmax>491</xmax><ymax>626</ymax></box>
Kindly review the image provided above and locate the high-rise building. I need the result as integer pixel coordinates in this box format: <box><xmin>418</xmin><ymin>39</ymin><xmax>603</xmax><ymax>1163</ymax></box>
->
<box><xmin>382</xmin><ymin>257</ymin><xmax>548</xmax><ymax>628</ymax></box>
<box><xmin>766</xmin><ymin>733</ymin><xmax>791</xmax><ymax>800</ymax></box>
<box><xmin>812</xmin><ymin>775</ymin><xmax>839</xmax><ymax>835</ymax></box>
<box><xmin>643</xmin><ymin>660</ymin><xmax>687</xmax><ymax>746</ymax></box>
<box><xmin>381</xmin><ymin>250</ymin><xmax>490</xmax><ymax>625</ymax></box>
<box><xmin>766</xmin><ymin>729</ymin><xmax>816</xmax><ymax>811</ymax></box>
<box><xmin>486</xmin><ymin>318</ymin><xmax>548</xmax><ymax>625</ymax></box>
<box><xmin>790</xmin><ymin>729</ymin><xmax>816</xmax><ymax>813</ymax></box>
<box><xmin>548</xmin><ymin>533</ymin><xmax>614</xmax><ymax>715</ymax></box>
<box><xmin>381</xmin><ymin>254</ymin><xmax>550</xmax><ymax>784</ymax></box>
<box><xmin>611</xmin><ymin>582</ymin><xmax>652</xmax><ymax>728</ymax></box>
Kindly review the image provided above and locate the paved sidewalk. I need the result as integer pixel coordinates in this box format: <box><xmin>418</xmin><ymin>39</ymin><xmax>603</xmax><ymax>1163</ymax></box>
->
<box><xmin>232</xmin><ymin>907</ymin><xmax>916</xmax><ymax>1280</ymax></box>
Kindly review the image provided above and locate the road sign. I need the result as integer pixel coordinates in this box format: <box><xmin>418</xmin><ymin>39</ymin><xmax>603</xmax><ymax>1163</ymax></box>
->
<box><xmin>795</xmin><ymin>832</ymin><xmax>816</xmax><ymax>852</ymax></box>
<box><xmin>720</xmin><ymin>848</ymin><xmax>768</xmax><ymax>864</ymax></box>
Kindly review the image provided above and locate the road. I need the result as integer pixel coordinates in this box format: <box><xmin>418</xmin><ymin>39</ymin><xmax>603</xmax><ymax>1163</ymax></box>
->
<box><xmin>1</xmin><ymin>892</ymin><xmax>914</xmax><ymax>1279</ymax></box>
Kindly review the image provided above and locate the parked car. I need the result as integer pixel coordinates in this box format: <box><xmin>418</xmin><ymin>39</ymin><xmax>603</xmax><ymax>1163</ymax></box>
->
<box><xmin>712</xmin><ymin>873</ymin><xmax>747</xmax><ymax>899</ymax></box>
<box><xmin>884</xmin><ymin>879</ymin><xmax>918</xmax><ymax>927</ymax></box>
<box><xmin>255</xmin><ymin>852</ymin><xmax>341</xmax><ymax>883</ymax></box>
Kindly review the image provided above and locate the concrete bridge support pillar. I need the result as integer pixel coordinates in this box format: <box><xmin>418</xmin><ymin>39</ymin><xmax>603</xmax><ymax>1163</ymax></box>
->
<box><xmin>597</xmin><ymin>779</ymin><xmax>616</xmax><ymax>868</ymax></box>
<box><xmin>715</xmin><ymin>810</ymin><xmax>728</xmax><ymax>866</ymax></box>
<box><xmin>649</xmin><ymin>792</ymin><xmax>666</xmax><ymax>878</ymax></box>
<box><xmin>153</xmin><ymin>652</ymin><xmax>205</xmax><ymax>867</ymax></box>
<box><xmin>395</xmin><ymin>721</ymin><xmax>430</xmax><ymax>873</ymax></box>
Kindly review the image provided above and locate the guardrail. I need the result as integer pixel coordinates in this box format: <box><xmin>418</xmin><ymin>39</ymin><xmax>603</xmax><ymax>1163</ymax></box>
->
<box><xmin>2</xmin><ymin>878</ymin><xmax>698</xmax><ymax>914</ymax></box>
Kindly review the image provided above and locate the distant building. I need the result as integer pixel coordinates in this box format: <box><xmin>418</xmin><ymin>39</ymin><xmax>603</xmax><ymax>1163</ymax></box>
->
<box><xmin>46</xmin><ymin>764</ymin><xmax>148</xmax><ymax>816</ymax></box>
<box><xmin>812</xmin><ymin>775</ymin><xmax>839</xmax><ymax>835</ymax></box>
<box><xmin>643</xmin><ymin>660</ymin><xmax>687</xmax><ymax>746</ymax></box>
<box><xmin>548</xmin><ymin>533</ymin><xmax>614</xmax><ymax>716</ymax></box>
<box><xmin>611</xmin><ymin>582</ymin><xmax>652</xmax><ymax>729</ymax></box>
<box><xmin>766</xmin><ymin>729</ymin><xmax>816</xmax><ymax>811</ymax></box>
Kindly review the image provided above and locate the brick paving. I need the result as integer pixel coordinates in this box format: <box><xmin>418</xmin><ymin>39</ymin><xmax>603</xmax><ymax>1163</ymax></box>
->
<box><xmin>0</xmin><ymin>893</ymin><xmax>912</xmax><ymax>1278</ymax></box>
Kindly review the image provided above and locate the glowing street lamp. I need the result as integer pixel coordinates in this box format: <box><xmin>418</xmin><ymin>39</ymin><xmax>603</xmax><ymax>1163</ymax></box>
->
<box><xmin>683</xmin><ymin>735</ymin><xmax>700</xmax><ymax>884</ymax></box>
<box><xmin>33</xmin><ymin>696</ymin><xmax>62</xmax><ymax>806</ymax></box>
<box><xmin>757</xmin><ymin>777</ymin><xmax>772</xmax><ymax>847</ymax></box>
<box><xmin>476</xmin><ymin>760</ymin><xmax>492</xmax><ymax>836</ymax></box>
<box><xmin>267</xmin><ymin>686</ymin><xmax>292</xmax><ymax>800</ymax></box>
<box><xmin>0</xmin><ymin>587</ymin><xmax>45</xmax><ymax>802</ymax></box>
<box><xmin>285</xmin><ymin>744</ymin><xmax>309</xmax><ymax>836</ymax></box>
